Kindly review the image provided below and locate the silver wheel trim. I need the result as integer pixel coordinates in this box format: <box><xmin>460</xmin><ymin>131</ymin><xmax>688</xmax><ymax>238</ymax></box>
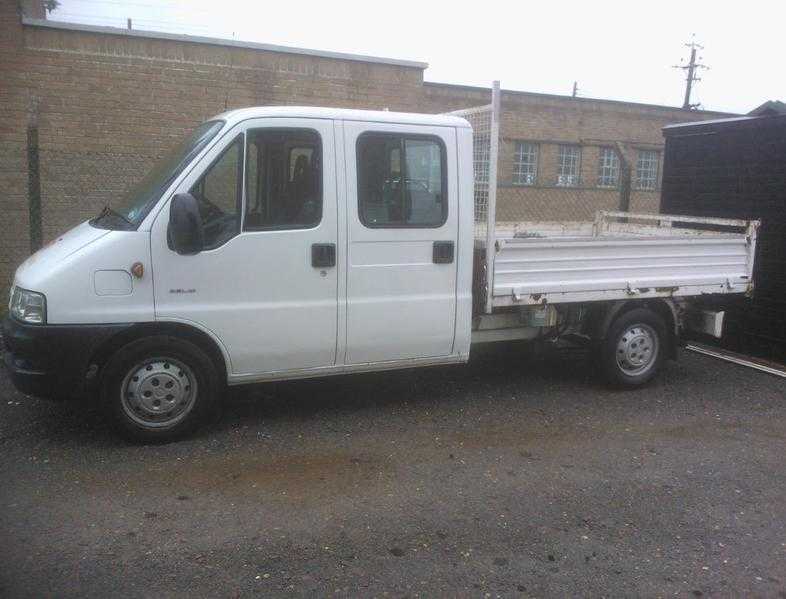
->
<box><xmin>615</xmin><ymin>323</ymin><xmax>659</xmax><ymax>376</ymax></box>
<box><xmin>120</xmin><ymin>357</ymin><xmax>198</xmax><ymax>429</ymax></box>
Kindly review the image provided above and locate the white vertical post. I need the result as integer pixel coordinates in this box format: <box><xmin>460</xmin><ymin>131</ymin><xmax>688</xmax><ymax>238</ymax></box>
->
<box><xmin>484</xmin><ymin>80</ymin><xmax>501</xmax><ymax>314</ymax></box>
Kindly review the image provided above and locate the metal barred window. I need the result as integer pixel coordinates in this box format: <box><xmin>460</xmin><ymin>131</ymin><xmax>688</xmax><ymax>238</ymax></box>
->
<box><xmin>513</xmin><ymin>142</ymin><xmax>538</xmax><ymax>186</ymax></box>
<box><xmin>636</xmin><ymin>150</ymin><xmax>659</xmax><ymax>190</ymax></box>
<box><xmin>557</xmin><ymin>144</ymin><xmax>581</xmax><ymax>187</ymax></box>
<box><xmin>597</xmin><ymin>147</ymin><xmax>619</xmax><ymax>188</ymax></box>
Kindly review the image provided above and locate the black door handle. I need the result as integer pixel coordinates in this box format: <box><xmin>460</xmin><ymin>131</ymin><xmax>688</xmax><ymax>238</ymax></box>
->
<box><xmin>311</xmin><ymin>243</ymin><xmax>336</xmax><ymax>267</ymax></box>
<box><xmin>433</xmin><ymin>240</ymin><xmax>454</xmax><ymax>264</ymax></box>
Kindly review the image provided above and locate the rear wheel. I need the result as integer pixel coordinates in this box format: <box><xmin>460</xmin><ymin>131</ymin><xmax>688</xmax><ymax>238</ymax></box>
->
<box><xmin>600</xmin><ymin>308</ymin><xmax>667</xmax><ymax>387</ymax></box>
<box><xmin>101</xmin><ymin>336</ymin><xmax>219</xmax><ymax>442</ymax></box>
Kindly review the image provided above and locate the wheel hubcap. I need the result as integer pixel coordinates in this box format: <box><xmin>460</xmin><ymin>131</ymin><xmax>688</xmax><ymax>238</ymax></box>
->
<box><xmin>616</xmin><ymin>324</ymin><xmax>659</xmax><ymax>376</ymax></box>
<box><xmin>120</xmin><ymin>358</ymin><xmax>197</xmax><ymax>428</ymax></box>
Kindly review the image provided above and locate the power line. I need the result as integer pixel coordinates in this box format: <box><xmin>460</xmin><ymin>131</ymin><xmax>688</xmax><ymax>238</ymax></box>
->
<box><xmin>54</xmin><ymin>0</ymin><xmax>214</xmax><ymax>23</ymax></box>
<box><xmin>673</xmin><ymin>35</ymin><xmax>709</xmax><ymax>110</ymax></box>
<box><xmin>59</xmin><ymin>0</ymin><xmax>205</xmax><ymax>10</ymax></box>
<box><xmin>55</xmin><ymin>11</ymin><xmax>215</xmax><ymax>33</ymax></box>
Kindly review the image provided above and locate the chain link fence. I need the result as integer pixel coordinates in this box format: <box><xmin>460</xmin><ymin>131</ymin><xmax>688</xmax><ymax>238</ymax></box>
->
<box><xmin>32</xmin><ymin>148</ymin><xmax>160</xmax><ymax>246</ymax></box>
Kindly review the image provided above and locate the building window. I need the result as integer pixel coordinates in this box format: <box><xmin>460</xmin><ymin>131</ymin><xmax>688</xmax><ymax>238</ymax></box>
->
<box><xmin>597</xmin><ymin>147</ymin><xmax>619</xmax><ymax>188</ymax></box>
<box><xmin>557</xmin><ymin>145</ymin><xmax>581</xmax><ymax>187</ymax></box>
<box><xmin>636</xmin><ymin>150</ymin><xmax>659</xmax><ymax>190</ymax></box>
<box><xmin>513</xmin><ymin>142</ymin><xmax>538</xmax><ymax>186</ymax></box>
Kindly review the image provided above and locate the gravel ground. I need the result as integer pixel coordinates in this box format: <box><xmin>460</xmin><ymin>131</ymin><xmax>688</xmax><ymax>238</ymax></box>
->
<box><xmin>0</xmin><ymin>343</ymin><xmax>784</xmax><ymax>598</ymax></box>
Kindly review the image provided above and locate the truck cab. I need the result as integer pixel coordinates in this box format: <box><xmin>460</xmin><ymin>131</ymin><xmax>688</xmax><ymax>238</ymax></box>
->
<box><xmin>4</xmin><ymin>108</ymin><xmax>475</xmax><ymax>440</ymax></box>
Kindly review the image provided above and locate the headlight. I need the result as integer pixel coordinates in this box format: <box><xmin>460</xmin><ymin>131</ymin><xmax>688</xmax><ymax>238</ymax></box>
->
<box><xmin>9</xmin><ymin>286</ymin><xmax>47</xmax><ymax>325</ymax></box>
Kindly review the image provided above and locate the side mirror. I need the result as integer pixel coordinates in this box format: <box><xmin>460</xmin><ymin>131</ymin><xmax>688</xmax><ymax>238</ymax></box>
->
<box><xmin>167</xmin><ymin>193</ymin><xmax>204</xmax><ymax>255</ymax></box>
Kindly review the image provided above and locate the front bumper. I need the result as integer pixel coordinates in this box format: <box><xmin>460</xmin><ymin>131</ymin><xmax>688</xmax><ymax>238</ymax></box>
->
<box><xmin>2</xmin><ymin>317</ymin><xmax>131</xmax><ymax>400</ymax></box>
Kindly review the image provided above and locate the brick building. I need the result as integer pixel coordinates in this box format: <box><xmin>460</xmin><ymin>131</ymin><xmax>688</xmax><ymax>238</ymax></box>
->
<box><xmin>0</xmin><ymin>1</ymin><xmax>732</xmax><ymax>298</ymax></box>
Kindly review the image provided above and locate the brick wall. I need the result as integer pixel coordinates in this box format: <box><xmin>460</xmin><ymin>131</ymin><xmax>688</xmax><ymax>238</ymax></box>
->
<box><xmin>0</xmin><ymin>4</ymin><xmax>730</xmax><ymax>299</ymax></box>
<box><xmin>0</xmin><ymin>3</ymin><xmax>33</xmax><ymax>299</ymax></box>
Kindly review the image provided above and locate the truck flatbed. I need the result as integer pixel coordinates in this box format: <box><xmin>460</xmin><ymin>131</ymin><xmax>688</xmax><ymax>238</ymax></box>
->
<box><xmin>481</xmin><ymin>211</ymin><xmax>758</xmax><ymax>307</ymax></box>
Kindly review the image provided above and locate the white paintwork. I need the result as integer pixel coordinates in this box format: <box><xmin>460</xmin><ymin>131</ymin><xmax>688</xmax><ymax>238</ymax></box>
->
<box><xmin>12</xmin><ymin>222</ymin><xmax>154</xmax><ymax>324</ymax></box>
<box><xmin>94</xmin><ymin>270</ymin><xmax>133</xmax><ymax>296</ymax></box>
<box><xmin>453</xmin><ymin>126</ymin><xmax>476</xmax><ymax>359</ymax></box>
<box><xmin>8</xmin><ymin>106</ymin><xmax>759</xmax><ymax>388</ymax></box>
<box><xmin>342</xmin><ymin>120</ymin><xmax>460</xmax><ymax>364</ymax></box>
<box><xmin>488</xmin><ymin>212</ymin><xmax>758</xmax><ymax>307</ymax></box>
<box><xmin>151</xmin><ymin>117</ymin><xmax>339</xmax><ymax>376</ymax></box>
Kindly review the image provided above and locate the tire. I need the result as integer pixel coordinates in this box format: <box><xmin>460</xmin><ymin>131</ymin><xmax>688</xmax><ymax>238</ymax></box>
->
<box><xmin>599</xmin><ymin>307</ymin><xmax>667</xmax><ymax>388</ymax></box>
<box><xmin>100</xmin><ymin>335</ymin><xmax>219</xmax><ymax>442</ymax></box>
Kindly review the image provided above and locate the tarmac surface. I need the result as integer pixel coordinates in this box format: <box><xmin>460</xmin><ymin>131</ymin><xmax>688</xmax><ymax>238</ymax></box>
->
<box><xmin>1</xmin><ymin>343</ymin><xmax>784</xmax><ymax>597</ymax></box>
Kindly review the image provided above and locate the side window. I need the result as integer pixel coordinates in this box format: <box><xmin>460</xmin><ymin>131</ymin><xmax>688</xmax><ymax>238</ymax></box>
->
<box><xmin>513</xmin><ymin>142</ymin><xmax>538</xmax><ymax>186</ymax></box>
<box><xmin>635</xmin><ymin>150</ymin><xmax>660</xmax><ymax>190</ymax></box>
<box><xmin>190</xmin><ymin>135</ymin><xmax>242</xmax><ymax>249</ymax></box>
<box><xmin>244</xmin><ymin>129</ymin><xmax>322</xmax><ymax>230</ymax></box>
<box><xmin>357</xmin><ymin>133</ymin><xmax>447</xmax><ymax>228</ymax></box>
<box><xmin>556</xmin><ymin>144</ymin><xmax>581</xmax><ymax>187</ymax></box>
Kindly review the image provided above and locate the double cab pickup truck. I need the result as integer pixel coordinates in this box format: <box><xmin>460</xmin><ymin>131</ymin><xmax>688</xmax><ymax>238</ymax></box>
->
<box><xmin>3</xmin><ymin>107</ymin><xmax>759</xmax><ymax>441</ymax></box>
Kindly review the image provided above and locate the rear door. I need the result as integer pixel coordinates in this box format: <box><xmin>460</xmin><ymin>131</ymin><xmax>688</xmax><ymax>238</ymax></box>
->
<box><xmin>343</xmin><ymin>121</ymin><xmax>458</xmax><ymax>364</ymax></box>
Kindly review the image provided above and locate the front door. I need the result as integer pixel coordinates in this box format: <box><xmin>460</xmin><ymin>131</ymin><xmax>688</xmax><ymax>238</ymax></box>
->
<box><xmin>343</xmin><ymin>121</ymin><xmax>459</xmax><ymax>364</ymax></box>
<box><xmin>151</xmin><ymin>118</ymin><xmax>338</xmax><ymax>377</ymax></box>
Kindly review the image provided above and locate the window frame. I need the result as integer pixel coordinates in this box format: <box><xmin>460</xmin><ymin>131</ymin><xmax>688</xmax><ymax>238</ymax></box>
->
<box><xmin>597</xmin><ymin>146</ymin><xmax>620</xmax><ymax>188</ymax></box>
<box><xmin>189</xmin><ymin>133</ymin><xmax>244</xmax><ymax>251</ymax></box>
<box><xmin>356</xmin><ymin>131</ymin><xmax>449</xmax><ymax>230</ymax></box>
<box><xmin>242</xmin><ymin>127</ymin><xmax>324</xmax><ymax>232</ymax></box>
<box><xmin>635</xmin><ymin>149</ymin><xmax>660</xmax><ymax>191</ymax></box>
<box><xmin>556</xmin><ymin>144</ymin><xmax>581</xmax><ymax>187</ymax></box>
<box><xmin>512</xmin><ymin>141</ymin><xmax>539</xmax><ymax>186</ymax></box>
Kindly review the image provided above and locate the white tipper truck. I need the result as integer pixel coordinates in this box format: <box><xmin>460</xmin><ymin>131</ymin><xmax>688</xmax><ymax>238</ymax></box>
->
<box><xmin>3</xmin><ymin>106</ymin><xmax>759</xmax><ymax>441</ymax></box>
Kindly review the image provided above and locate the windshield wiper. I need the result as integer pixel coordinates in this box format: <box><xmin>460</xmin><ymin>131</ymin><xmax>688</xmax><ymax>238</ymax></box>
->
<box><xmin>92</xmin><ymin>205</ymin><xmax>134</xmax><ymax>229</ymax></box>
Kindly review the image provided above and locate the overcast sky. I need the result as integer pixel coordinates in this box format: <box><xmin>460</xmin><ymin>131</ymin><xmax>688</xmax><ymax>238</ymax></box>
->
<box><xmin>50</xmin><ymin>0</ymin><xmax>782</xmax><ymax>114</ymax></box>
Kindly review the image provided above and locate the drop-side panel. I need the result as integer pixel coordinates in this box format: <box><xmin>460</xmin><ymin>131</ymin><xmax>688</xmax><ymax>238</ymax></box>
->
<box><xmin>489</xmin><ymin>212</ymin><xmax>758</xmax><ymax>307</ymax></box>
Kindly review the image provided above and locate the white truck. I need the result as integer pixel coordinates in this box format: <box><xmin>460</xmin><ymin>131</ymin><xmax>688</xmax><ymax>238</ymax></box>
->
<box><xmin>3</xmin><ymin>104</ymin><xmax>759</xmax><ymax>441</ymax></box>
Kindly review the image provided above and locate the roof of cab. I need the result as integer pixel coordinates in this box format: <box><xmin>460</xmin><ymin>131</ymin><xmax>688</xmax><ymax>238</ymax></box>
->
<box><xmin>212</xmin><ymin>106</ymin><xmax>471</xmax><ymax>128</ymax></box>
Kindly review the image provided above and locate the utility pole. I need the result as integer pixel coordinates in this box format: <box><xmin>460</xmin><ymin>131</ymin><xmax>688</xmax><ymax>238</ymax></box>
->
<box><xmin>674</xmin><ymin>36</ymin><xmax>708</xmax><ymax>109</ymax></box>
<box><xmin>572</xmin><ymin>81</ymin><xmax>579</xmax><ymax>98</ymax></box>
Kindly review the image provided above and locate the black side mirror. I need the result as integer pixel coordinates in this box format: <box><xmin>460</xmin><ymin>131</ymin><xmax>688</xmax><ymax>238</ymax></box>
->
<box><xmin>167</xmin><ymin>193</ymin><xmax>204</xmax><ymax>255</ymax></box>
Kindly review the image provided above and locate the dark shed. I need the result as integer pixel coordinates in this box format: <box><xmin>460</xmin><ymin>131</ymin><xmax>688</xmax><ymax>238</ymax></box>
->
<box><xmin>661</xmin><ymin>103</ymin><xmax>786</xmax><ymax>363</ymax></box>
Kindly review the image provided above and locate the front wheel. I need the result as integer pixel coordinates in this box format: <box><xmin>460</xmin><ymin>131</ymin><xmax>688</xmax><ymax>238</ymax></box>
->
<box><xmin>101</xmin><ymin>335</ymin><xmax>219</xmax><ymax>442</ymax></box>
<box><xmin>599</xmin><ymin>308</ymin><xmax>667</xmax><ymax>387</ymax></box>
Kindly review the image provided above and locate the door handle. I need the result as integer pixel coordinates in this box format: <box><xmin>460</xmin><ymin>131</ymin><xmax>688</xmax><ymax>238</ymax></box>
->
<box><xmin>311</xmin><ymin>243</ymin><xmax>336</xmax><ymax>268</ymax></box>
<box><xmin>433</xmin><ymin>241</ymin><xmax>454</xmax><ymax>264</ymax></box>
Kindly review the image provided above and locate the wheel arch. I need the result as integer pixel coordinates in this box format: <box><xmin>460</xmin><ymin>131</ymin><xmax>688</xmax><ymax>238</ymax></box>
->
<box><xmin>87</xmin><ymin>321</ymin><xmax>230</xmax><ymax>391</ymax></box>
<box><xmin>587</xmin><ymin>299</ymin><xmax>679</xmax><ymax>359</ymax></box>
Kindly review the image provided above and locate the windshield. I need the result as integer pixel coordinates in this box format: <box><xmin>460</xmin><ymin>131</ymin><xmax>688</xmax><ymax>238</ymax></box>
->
<box><xmin>91</xmin><ymin>120</ymin><xmax>225</xmax><ymax>229</ymax></box>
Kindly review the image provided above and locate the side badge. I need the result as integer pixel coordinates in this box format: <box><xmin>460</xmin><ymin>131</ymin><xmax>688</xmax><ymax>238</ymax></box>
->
<box><xmin>131</xmin><ymin>262</ymin><xmax>144</xmax><ymax>279</ymax></box>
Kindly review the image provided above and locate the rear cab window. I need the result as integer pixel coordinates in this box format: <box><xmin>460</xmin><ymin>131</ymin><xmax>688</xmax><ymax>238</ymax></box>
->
<box><xmin>356</xmin><ymin>133</ymin><xmax>447</xmax><ymax>228</ymax></box>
